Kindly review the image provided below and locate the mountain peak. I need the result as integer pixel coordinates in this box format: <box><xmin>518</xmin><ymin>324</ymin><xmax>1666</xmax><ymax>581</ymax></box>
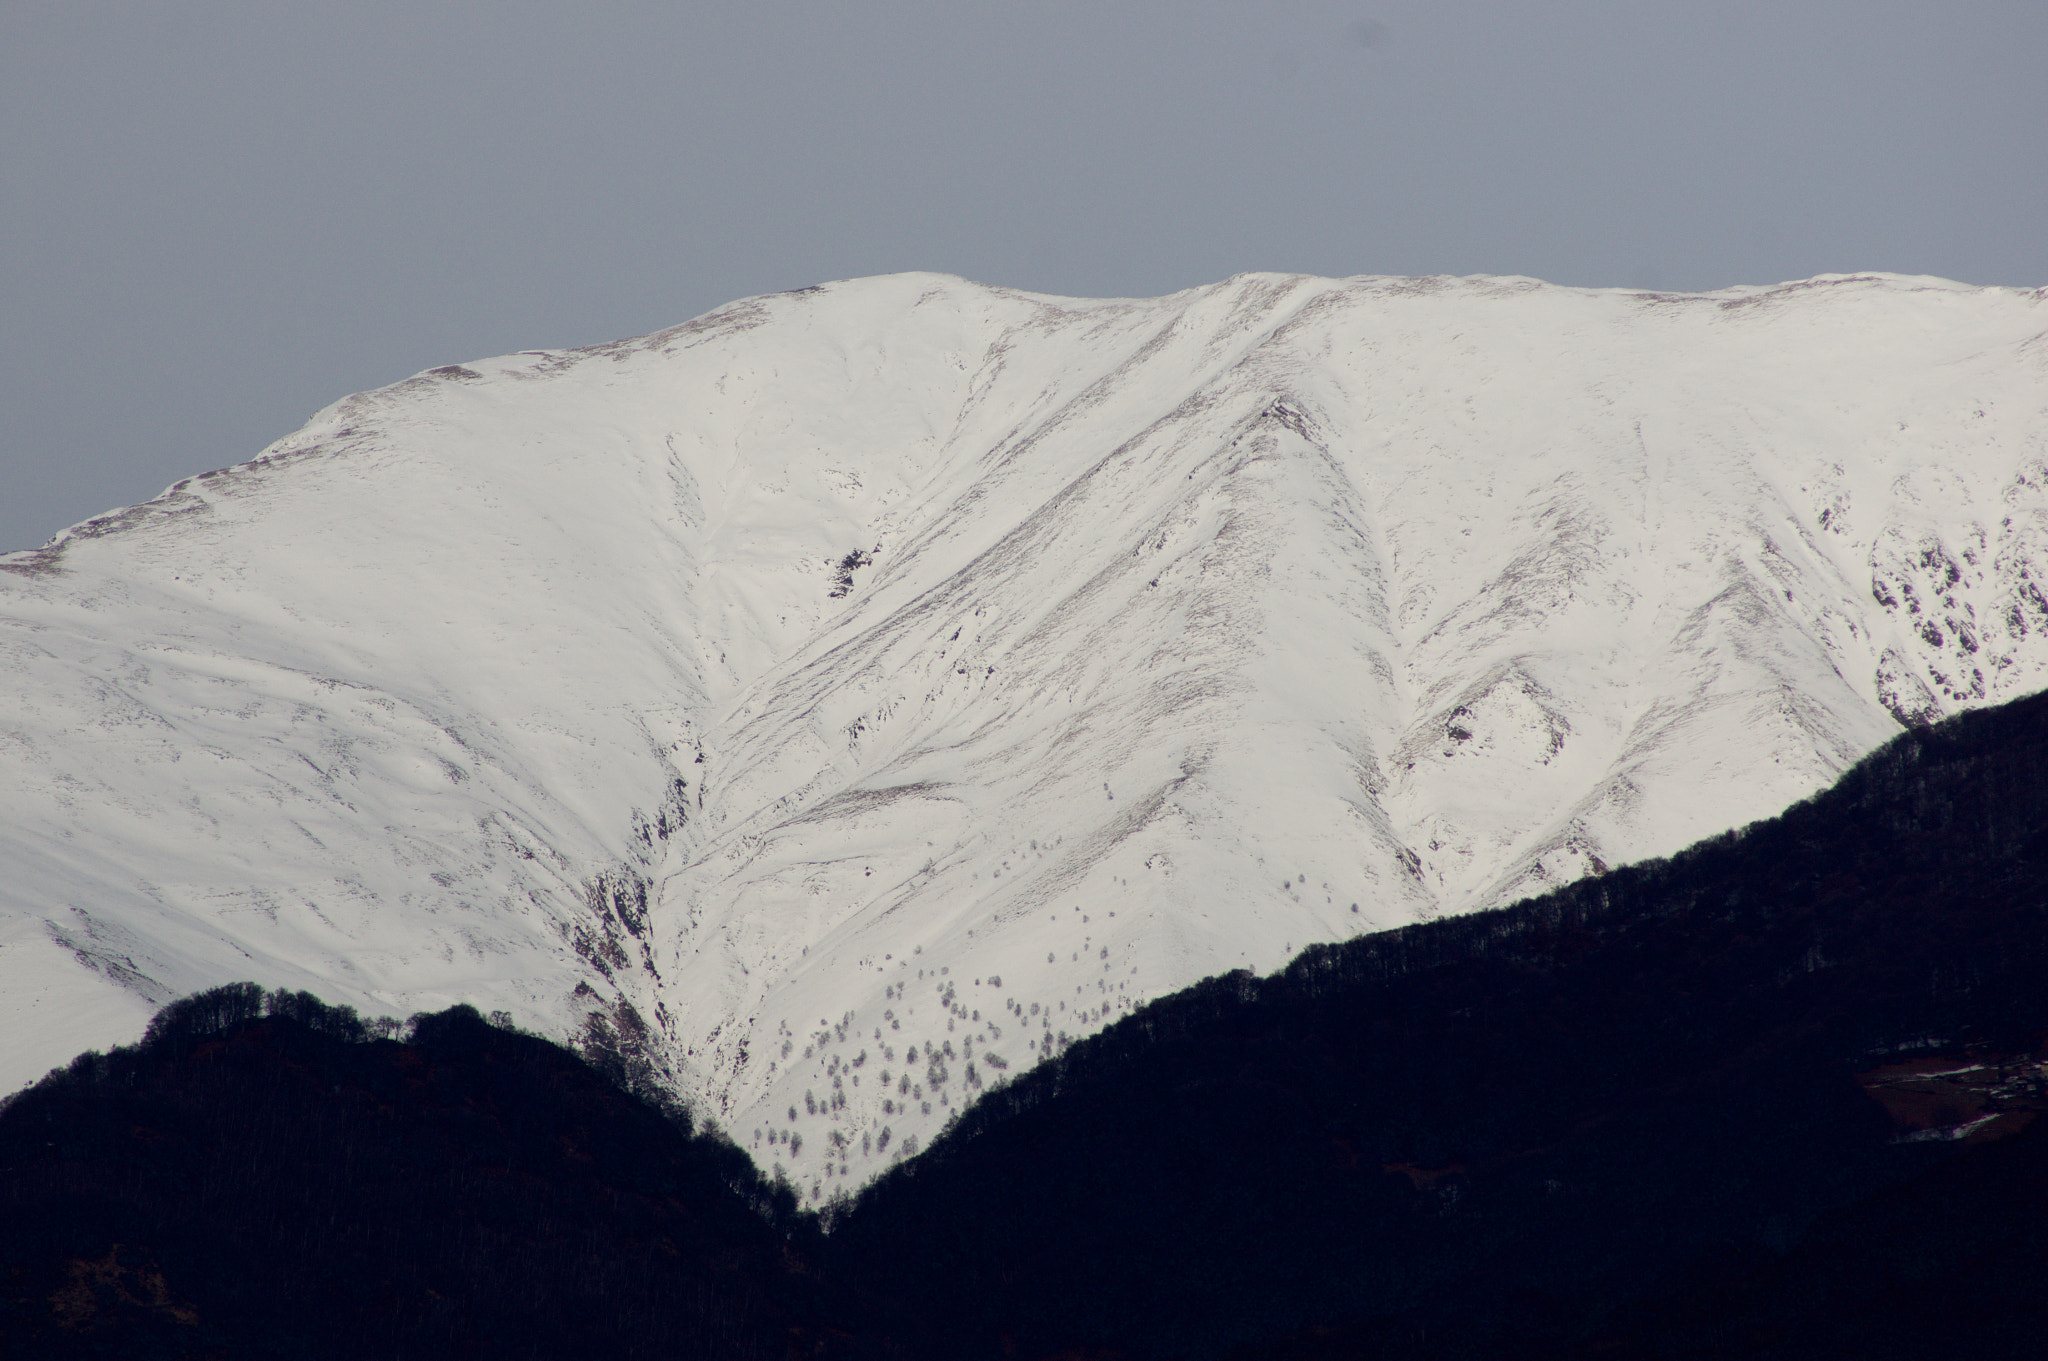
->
<box><xmin>5</xmin><ymin>269</ymin><xmax>2045</xmax><ymax>1195</ymax></box>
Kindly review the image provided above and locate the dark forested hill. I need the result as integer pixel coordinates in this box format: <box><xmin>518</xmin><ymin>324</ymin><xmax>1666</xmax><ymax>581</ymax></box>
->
<box><xmin>7</xmin><ymin>690</ymin><xmax>2048</xmax><ymax>1359</ymax></box>
<box><xmin>825</xmin><ymin>689</ymin><xmax>2048</xmax><ymax>1359</ymax></box>
<box><xmin>0</xmin><ymin>989</ymin><xmax>835</xmax><ymax>1360</ymax></box>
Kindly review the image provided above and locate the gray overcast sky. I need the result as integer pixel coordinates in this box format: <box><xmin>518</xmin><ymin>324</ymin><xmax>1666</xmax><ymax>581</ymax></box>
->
<box><xmin>5</xmin><ymin>2</ymin><xmax>2045</xmax><ymax>551</ymax></box>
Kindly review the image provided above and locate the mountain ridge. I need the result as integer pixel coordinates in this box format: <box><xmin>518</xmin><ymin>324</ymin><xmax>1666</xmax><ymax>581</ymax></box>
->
<box><xmin>3</xmin><ymin>268</ymin><xmax>2045</xmax><ymax>1192</ymax></box>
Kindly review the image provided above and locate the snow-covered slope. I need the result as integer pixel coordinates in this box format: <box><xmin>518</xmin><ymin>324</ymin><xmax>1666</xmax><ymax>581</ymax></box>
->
<box><xmin>5</xmin><ymin>270</ymin><xmax>2046</xmax><ymax>1196</ymax></box>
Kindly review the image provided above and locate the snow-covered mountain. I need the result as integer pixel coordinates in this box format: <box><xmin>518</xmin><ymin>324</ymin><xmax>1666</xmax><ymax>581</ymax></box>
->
<box><xmin>5</xmin><ymin>270</ymin><xmax>2045</xmax><ymax>1196</ymax></box>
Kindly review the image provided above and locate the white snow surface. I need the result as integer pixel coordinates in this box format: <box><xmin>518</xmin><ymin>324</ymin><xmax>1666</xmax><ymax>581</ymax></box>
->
<box><xmin>5</xmin><ymin>270</ymin><xmax>2047</xmax><ymax>1194</ymax></box>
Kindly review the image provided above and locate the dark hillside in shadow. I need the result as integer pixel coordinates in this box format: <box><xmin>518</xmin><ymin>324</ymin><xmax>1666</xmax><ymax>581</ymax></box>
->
<box><xmin>5</xmin><ymin>690</ymin><xmax>2048</xmax><ymax>1358</ymax></box>
<box><xmin>0</xmin><ymin>989</ymin><xmax>839</xmax><ymax>1360</ymax></box>
<box><xmin>826</xmin><ymin>690</ymin><xmax>2048</xmax><ymax>1358</ymax></box>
